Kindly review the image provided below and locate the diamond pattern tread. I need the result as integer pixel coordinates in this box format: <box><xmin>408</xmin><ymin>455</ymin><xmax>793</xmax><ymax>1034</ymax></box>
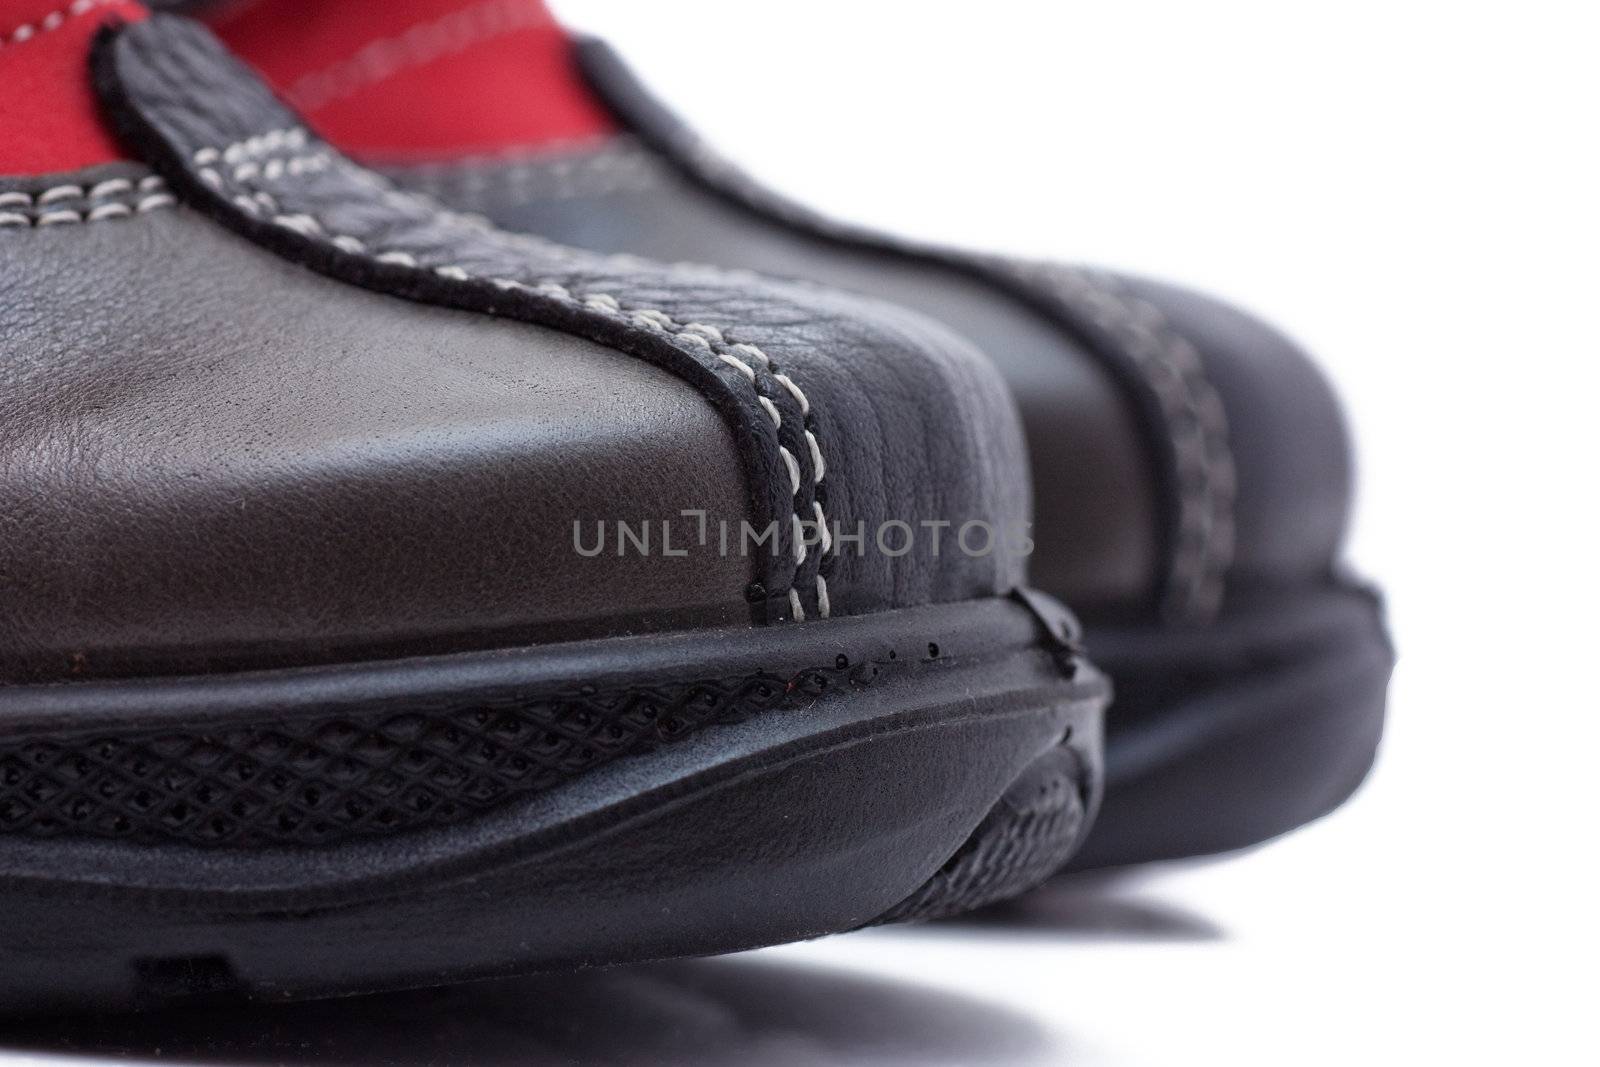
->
<box><xmin>0</xmin><ymin>660</ymin><xmax>883</xmax><ymax>848</ymax></box>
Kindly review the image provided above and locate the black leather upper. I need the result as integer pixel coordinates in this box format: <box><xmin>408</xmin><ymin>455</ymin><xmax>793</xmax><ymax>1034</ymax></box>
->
<box><xmin>389</xmin><ymin>38</ymin><xmax>1355</xmax><ymax>626</ymax></box>
<box><xmin>0</xmin><ymin>16</ymin><xmax>1032</xmax><ymax>682</ymax></box>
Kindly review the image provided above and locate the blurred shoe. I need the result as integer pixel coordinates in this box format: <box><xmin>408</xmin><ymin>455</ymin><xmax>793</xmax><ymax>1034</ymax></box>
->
<box><xmin>209</xmin><ymin>0</ymin><xmax>1394</xmax><ymax>868</ymax></box>
<box><xmin>0</xmin><ymin>6</ymin><xmax>1105</xmax><ymax>1010</ymax></box>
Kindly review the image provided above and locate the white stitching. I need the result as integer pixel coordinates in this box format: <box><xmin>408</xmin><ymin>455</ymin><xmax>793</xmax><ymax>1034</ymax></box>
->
<box><xmin>0</xmin><ymin>175</ymin><xmax>167</xmax><ymax>206</ymax></box>
<box><xmin>756</xmin><ymin>395</ymin><xmax>782</xmax><ymax>428</ymax></box>
<box><xmin>38</xmin><ymin>184</ymin><xmax>84</xmax><ymax>205</ymax></box>
<box><xmin>812</xmin><ymin>501</ymin><xmax>832</xmax><ymax>554</ymax></box>
<box><xmin>717</xmin><ymin>353</ymin><xmax>757</xmax><ymax>381</ymax></box>
<box><xmin>284</xmin><ymin>0</ymin><xmax>555</xmax><ymax>112</ymax></box>
<box><xmin>773</xmin><ymin>373</ymin><xmax>810</xmax><ymax>415</ymax></box>
<box><xmin>191</xmin><ymin>129</ymin><xmax>331</xmax><ymax>194</ymax></box>
<box><xmin>0</xmin><ymin>0</ymin><xmax>112</xmax><ymax>49</ymax></box>
<box><xmin>0</xmin><ymin>175</ymin><xmax>176</xmax><ymax>228</ymax></box>
<box><xmin>38</xmin><ymin>209</ymin><xmax>89</xmax><ymax>226</ymax></box>
<box><xmin>389</xmin><ymin>139</ymin><xmax>667</xmax><ymax>204</ymax></box>
<box><xmin>805</xmin><ymin>430</ymin><xmax>826</xmax><ymax>482</ymax></box>
<box><xmin>85</xmin><ymin>202</ymin><xmax>131</xmax><ymax>221</ymax></box>
<box><xmin>779</xmin><ymin>448</ymin><xmax>802</xmax><ymax>496</ymax></box>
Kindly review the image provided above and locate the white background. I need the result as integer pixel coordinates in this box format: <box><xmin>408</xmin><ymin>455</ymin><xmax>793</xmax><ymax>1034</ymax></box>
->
<box><xmin>6</xmin><ymin>2</ymin><xmax>1597</xmax><ymax>1064</ymax></box>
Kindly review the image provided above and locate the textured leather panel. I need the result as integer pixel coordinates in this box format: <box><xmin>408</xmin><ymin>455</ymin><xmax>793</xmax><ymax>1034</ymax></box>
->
<box><xmin>0</xmin><ymin>205</ymin><xmax>755</xmax><ymax>681</ymax></box>
<box><xmin>545</xmin><ymin>38</ymin><xmax>1355</xmax><ymax>624</ymax></box>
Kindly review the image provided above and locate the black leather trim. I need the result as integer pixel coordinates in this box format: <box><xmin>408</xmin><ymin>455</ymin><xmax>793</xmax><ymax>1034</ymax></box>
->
<box><xmin>572</xmin><ymin>37</ymin><xmax>1234</xmax><ymax>622</ymax></box>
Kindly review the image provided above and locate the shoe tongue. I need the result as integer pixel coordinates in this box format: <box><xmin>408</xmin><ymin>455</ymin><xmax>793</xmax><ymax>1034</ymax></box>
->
<box><xmin>0</xmin><ymin>0</ymin><xmax>149</xmax><ymax>174</ymax></box>
<box><xmin>204</xmin><ymin>0</ymin><xmax>617</xmax><ymax>163</ymax></box>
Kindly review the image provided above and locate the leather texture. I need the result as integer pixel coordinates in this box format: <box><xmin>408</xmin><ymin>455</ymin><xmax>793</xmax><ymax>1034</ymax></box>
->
<box><xmin>0</xmin><ymin>16</ymin><xmax>1031</xmax><ymax>682</ymax></box>
<box><xmin>389</xmin><ymin>39</ymin><xmax>1355</xmax><ymax>626</ymax></box>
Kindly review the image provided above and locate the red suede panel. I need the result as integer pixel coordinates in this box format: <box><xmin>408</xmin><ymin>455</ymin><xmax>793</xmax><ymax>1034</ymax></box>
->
<box><xmin>0</xmin><ymin>0</ymin><xmax>147</xmax><ymax>174</ymax></box>
<box><xmin>209</xmin><ymin>0</ymin><xmax>617</xmax><ymax>161</ymax></box>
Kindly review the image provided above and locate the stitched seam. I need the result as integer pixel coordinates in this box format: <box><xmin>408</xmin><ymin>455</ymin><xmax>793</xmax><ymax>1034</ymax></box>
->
<box><xmin>283</xmin><ymin>0</ymin><xmax>554</xmax><ymax>112</ymax></box>
<box><xmin>0</xmin><ymin>174</ymin><xmax>175</xmax><ymax>227</ymax></box>
<box><xmin>1039</xmin><ymin>268</ymin><xmax>1235</xmax><ymax>621</ymax></box>
<box><xmin>0</xmin><ymin>0</ymin><xmax>112</xmax><ymax>48</ymax></box>
<box><xmin>195</xmin><ymin>131</ymin><xmax>833</xmax><ymax>621</ymax></box>
<box><xmin>390</xmin><ymin>140</ymin><xmax>666</xmax><ymax>204</ymax></box>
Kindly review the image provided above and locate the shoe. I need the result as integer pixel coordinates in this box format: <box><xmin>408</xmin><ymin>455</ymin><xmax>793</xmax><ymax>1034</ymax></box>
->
<box><xmin>0</xmin><ymin>6</ymin><xmax>1106</xmax><ymax>1011</ymax></box>
<box><xmin>208</xmin><ymin>0</ymin><xmax>1394</xmax><ymax>868</ymax></box>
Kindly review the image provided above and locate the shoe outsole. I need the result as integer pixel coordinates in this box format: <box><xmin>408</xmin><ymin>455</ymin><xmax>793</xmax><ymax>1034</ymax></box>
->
<box><xmin>0</xmin><ymin>592</ymin><xmax>1104</xmax><ymax>1014</ymax></box>
<box><xmin>1066</xmin><ymin>580</ymin><xmax>1391</xmax><ymax>870</ymax></box>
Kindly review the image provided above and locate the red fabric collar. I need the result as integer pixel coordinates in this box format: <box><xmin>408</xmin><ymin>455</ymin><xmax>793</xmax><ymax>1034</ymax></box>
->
<box><xmin>209</xmin><ymin>0</ymin><xmax>617</xmax><ymax>162</ymax></box>
<box><xmin>0</xmin><ymin>0</ymin><xmax>148</xmax><ymax>174</ymax></box>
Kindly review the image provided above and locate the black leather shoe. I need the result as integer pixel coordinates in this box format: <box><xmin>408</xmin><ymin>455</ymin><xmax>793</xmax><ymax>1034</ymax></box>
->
<box><xmin>0</xmin><ymin>9</ymin><xmax>1105</xmax><ymax>1010</ymax></box>
<box><xmin>210</xmin><ymin>2</ymin><xmax>1395</xmax><ymax>871</ymax></box>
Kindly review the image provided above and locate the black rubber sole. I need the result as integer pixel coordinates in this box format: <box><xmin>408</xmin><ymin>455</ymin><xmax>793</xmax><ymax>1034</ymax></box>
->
<box><xmin>1065</xmin><ymin>579</ymin><xmax>1391</xmax><ymax>870</ymax></box>
<box><xmin>0</xmin><ymin>592</ymin><xmax>1104</xmax><ymax>1014</ymax></box>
